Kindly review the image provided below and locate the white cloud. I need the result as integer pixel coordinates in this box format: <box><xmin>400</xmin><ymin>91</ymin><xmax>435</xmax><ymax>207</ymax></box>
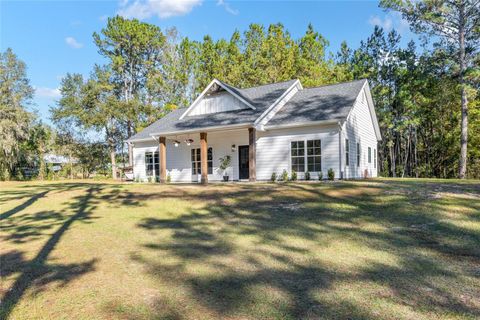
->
<box><xmin>35</xmin><ymin>86</ymin><xmax>61</xmax><ymax>98</ymax></box>
<box><xmin>118</xmin><ymin>0</ymin><xmax>202</xmax><ymax>20</ymax></box>
<box><xmin>368</xmin><ymin>12</ymin><xmax>410</xmax><ymax>34</ymax></box>
<box><xmin>65</xmin><ymin>37</ymin><xmax>83</xmax><ymax>49</ymax></box>
<box><xmin>217</xmin><ymin>0</ymin><xmax>238</xmax><ymax>15</ymax></box>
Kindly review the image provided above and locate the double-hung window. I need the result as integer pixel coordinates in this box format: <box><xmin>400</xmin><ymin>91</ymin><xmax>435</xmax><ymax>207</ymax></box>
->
<box><xmin>356</xmin><ymin>143</ymin><xmax>361</xmax><ymax>167</ymax></box>
<box><xmin>307</xmin><ymin>140</ymin><xmax>321</xmax><ymax>172</ymax></box>
<box><xmin>291</xmin><ymin>139</ymin><xmax>321</xmax><ymax>173</ymax></box>
<box><xmin>368</xmin><ymin>147</ymin><xmax>372</xmax><ymax>163</ymax></box>
<box><xmin>145</xmin><ymin>151</ymin><xmax>159</xmax><ymax>177</ymax></box>
<box><xmin>345</xmin><ymin>139</ymin><xmax>349</xmax><ymax>166</ymax></box>
<box><xmin>291</xmin><ymin>141</ymin><xmax>305</xmax><ymax>172</ymax></box>
<box><xmin>191</xmin><ymin>147</ymin><xmax>213</xmax><ymax>174</ymax></box>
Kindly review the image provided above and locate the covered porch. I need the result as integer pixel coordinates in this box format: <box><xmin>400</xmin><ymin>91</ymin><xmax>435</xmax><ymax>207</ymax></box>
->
<box><xmin>143</xmin><ymin>126</ymin><xmax>257</xmax><ymax>184</ymax></box>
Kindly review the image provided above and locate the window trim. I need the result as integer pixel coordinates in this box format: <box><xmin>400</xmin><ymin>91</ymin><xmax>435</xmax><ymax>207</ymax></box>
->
<box><xmin>145</xmin><ymin>151</ymin><xmax>159</xmax><ymax>177</ymax></box>
<box><xmin>290</xmin><ymin>140</ymin><xmax>305</xmax><ymax>173</ymax></box>
<box><xmin>191</xmin><ymin>147</ymin><xmax>213</xmax><ymax>175</ymax></box>
<box><xmin>374</xmin><ymin>148</ymin><xmax>377</xmax><ymax>169</ymax></box>
<box><xmin>368</xmin><ymin>147</ymin><xmax>372</xmax><ymax>164</ymax></box>
<box><xmin>356</xmin><ymin>142</ymin><xmax>360</xmax><ymax>167</ymax></box>
<box><xmin>290</xmin><ymin>139</ymin><xmax>322</xmax><ymax>173</ymax></box>
<box><xmin>345</xmin><ymin>139</ymin><xmax>349</xmax><ymax>167</ymax></box>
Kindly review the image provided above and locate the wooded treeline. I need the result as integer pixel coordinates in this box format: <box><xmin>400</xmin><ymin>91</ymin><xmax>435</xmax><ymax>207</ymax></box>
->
<box><xmin>1</xmin><ymin>1</ymin><xmax>479</xmax><ymax>180</ymax></box>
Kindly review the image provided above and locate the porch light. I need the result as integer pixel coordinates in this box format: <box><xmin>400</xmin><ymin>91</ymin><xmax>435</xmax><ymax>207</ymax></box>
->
<box><xmin>185</xmin><ymin>139</ymin><xmax>194</xmax><ymax>146</ymax></box>
<box><xmin>231</xmin><ymin>144</ymin><xmax>236</xmax><ymax>152</ymax></box>
<box><xmin>173</xmin><ymin>140</ymin><xmax>180</xmax><ymax>147</ymax></box>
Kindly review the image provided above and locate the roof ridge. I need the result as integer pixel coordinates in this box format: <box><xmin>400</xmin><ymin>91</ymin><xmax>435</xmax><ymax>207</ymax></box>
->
<box><xmin>235</xmin><ymin>79</ymin><xmax>298</xmax><ymax>90</ymax></box>
<box><xmin>302</xmin><ymin>78</ymin><xmax>367</xmax><ymax>90</ymax></box>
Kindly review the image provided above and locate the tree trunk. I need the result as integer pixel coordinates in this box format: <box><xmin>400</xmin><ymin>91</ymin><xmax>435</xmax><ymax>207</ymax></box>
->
<box><xmin>108</xmin><ymin>138</ymin><xmax>117</xmax><ymax>180</ymax></box>
<box><xmin>458</xmin><ymin>2</ymin><xmax>468</xmax><ymax>179</ymax></box>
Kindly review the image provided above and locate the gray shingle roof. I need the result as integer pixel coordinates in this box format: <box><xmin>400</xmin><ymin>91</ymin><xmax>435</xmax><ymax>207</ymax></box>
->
<box><xmin>267</xmin><ymin>79</ymin><xmax>367</xmax><ymax>126</ymax></box>
<box><xmin>129</xmin><ymin>78</ymin><xmax>367</xmax><ymax>141</ymax></box>
<box><xmin>129</xmin><ymin>79</ymin><xmax>297</xmax><ymax>140</ymax></box>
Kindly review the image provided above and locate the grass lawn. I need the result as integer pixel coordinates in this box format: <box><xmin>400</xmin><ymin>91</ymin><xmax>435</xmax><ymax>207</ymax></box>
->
<box><xmin>1</xmin><ymin>179</ymin><xmax>479</xmax><ymax>320</ymax></box>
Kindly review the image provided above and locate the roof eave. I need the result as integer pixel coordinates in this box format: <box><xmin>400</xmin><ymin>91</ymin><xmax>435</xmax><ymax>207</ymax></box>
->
<box><xmin>148</xmin><ymin>122</ymin><xmax>253</xmax><ymax>137</ymax></box>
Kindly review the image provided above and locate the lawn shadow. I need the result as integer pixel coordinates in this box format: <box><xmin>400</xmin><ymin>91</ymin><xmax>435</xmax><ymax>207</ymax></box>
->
<box><xmin>133</xmin><ymin>181</ymin><xmax>480</xmax><ymax>319</ymax></box>
<box><xmin>0</xmin><ymin>186</ymin><xmax>101</xmax><ymax>319</ymax></box>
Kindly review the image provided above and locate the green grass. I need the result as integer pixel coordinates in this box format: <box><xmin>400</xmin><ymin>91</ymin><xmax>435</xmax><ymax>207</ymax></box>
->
<box><xmin>1</xmin><ymin>179</ymin><xmax>479</xmax><ymax>320</ymax></box>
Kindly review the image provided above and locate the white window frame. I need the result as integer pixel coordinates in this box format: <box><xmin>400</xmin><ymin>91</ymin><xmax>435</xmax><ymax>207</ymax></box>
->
<box><xmin>289</xmin><ymin>138</ymin><xmax>322</xmax><ymax>173</ymax></box>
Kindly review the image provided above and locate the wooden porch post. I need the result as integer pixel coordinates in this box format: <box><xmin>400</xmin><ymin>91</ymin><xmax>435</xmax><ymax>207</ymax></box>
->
<box><xmin>159</xmin><ymin>136</ymin><xmax>167</xmax><ymax>183</ymax></box>
<box><xmin>249</xmin><ymin>127</ymin><xmax>256</xmax><ymax>182</ymax></box>
<box><xmin>200</xmin><ymin>132</ymin><xmax>208</xmax><ymax>184</ymax></box>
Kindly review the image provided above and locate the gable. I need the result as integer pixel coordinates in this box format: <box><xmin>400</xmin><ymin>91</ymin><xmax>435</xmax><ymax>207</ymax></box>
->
<box><xmin>345</xmin><ymin>83</ymin><xmax>382</xmax><ymax>141</ymax></box>
<box><xmin>180</xmin><ymin>79</ymin><xmax>256</xmax><ymax>119</ymax></box>
<box><xmin>188</xmin><ymin>91</ymin><xmax>249</xmax><ymax>116</ymax></box>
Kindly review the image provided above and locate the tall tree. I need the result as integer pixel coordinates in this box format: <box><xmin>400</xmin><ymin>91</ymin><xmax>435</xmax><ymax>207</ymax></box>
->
<box><xmin>381</xmin><ymin>0</ymin><xmax>480</xmax><ymax>178</ymax></box>
<box><xmin>0</xmin><ymin>48</ymin><xmax>35</xmax><ymax>179</ymax></box>
<box><xmin>93</xmin><ymin>15</ymin><xmax>166</xmax><ymax>165</ymax></box>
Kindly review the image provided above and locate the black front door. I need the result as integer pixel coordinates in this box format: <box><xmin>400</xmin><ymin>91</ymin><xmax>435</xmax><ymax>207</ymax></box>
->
<box><xmin>238</xmin><ymin>145</ymin><xmax>249</xmax><ymax>179</ymax></box>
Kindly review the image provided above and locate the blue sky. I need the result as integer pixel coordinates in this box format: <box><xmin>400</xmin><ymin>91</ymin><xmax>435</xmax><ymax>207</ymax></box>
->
<box><xmin>1</xmin><ymin>0</ymin><xmax>413</xmax><ymax>124</ymax></box>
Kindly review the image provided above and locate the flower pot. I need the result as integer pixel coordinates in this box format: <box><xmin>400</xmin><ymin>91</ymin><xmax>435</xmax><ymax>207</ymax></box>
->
<box><xmin>223</xmin><ymin>176</ymin><xmax>230</xmax><ymax>182</ymax></box>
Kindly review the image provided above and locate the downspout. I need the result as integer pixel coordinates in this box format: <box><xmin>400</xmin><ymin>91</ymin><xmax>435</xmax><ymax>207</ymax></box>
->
<box><xmin>338</xmin><ymin>122</ymin><xmax>343</xmax><ymax>180</ymax></box>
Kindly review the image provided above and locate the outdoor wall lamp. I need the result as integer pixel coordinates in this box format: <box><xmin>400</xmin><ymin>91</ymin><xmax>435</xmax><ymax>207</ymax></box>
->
<box><xmin>173</xmin><ymin>140</ymin><xmax>180</xmax><ymax>147</ymax></box>
<box><xmin>231</xmin><ymin>144</ymin><xmax>236</xmax><ymax>152</ymax></box>
<box><xmin>185</xmin><ymin>139</ymin><xmax>194</xmax><ymax>146</ymax></box>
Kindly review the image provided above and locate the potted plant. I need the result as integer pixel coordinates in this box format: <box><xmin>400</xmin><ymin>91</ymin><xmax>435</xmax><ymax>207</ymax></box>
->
<box><xmin>218</xmin><ymin>155</ymin><xmax>232</xmax><ymax>181</ymax></box>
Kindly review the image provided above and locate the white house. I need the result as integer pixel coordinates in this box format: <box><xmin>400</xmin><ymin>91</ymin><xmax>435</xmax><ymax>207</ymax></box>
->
<box><xmin>127</xmin><ymin>78</ymin><xmax>382</xmax><ymax>183</ymax></box>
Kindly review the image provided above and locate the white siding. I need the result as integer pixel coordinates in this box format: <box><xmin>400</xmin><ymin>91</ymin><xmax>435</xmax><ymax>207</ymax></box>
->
<box><xmin>132</xmin><ymin>130</ymin><xmax>249</xmax><ymax>183</ymax></box>
<box><xmin>342</xmin><ymin>89</ymin><xmax>378</xmax><ymax>178</ymax></box>
<box><xmin>188</xmin><ymin>92</ymin><xmax>248</xmax><ymax>116</ymax></box>
<box><xmin>256</xmin><ymin>124</ymin><xmax>341</xmax><ymax>180</ymax></box>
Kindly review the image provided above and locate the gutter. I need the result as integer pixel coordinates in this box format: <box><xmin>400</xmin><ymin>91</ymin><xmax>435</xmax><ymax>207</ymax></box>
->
<box><xmin>262</xmin><ymin>119</ymin><xmax>340</xmax><ymax>131</ymax></box>
<box><xmin>148</xmin><ymin>123</ymin><xmax>252</xmax><ymax>138</ymax></box>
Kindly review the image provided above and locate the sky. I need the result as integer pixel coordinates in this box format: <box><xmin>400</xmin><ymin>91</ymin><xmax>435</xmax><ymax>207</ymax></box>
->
<box><xmin>0</xmin><ymin>0</ymin><xmax>414</xmax><ymax>124</ymax></box>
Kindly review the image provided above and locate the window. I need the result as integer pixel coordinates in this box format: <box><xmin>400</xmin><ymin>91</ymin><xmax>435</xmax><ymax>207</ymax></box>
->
<box><xmin>291</xmin><ymin>141</ymin><xmax>305</xmax><ymax>172</ymax></box>
<box><xmin>356</xmin><ymin>143</ymin><xmax>360</xmax><ymax>166</ymax></box>
<box><xmin>145</xmin><ymin>151</ymin><xmax>159</xmax><ymax>177</ymax></box>
<box><xmin>307</xmin><ymin>139</ymin><xmax>321</xmax><ymax>172</ymax></box>
<box><xmin>345</xmin><ymin>139</ymin><xmax>349</xmax><ymax>166</ymax></box>
<box><xmin>374</xmin><ymin>149</ymin><xmax>377</xmax><ymax>169</ymax></box>
<box><xmin>191</xmin><ymin>147</ymin><xmax>213</xmax><ymax>174</ymax></box>
<box><xmin>368</xmin><ymin>147</ymin><xmax>372</xmax><ymax>163</ymax></box>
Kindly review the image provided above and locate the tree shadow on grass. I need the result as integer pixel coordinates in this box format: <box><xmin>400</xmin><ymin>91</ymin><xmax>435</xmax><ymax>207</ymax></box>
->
<box><xmin>0</xmin><ymin>186</ymin><xmax>101</xmax><ymax>319</ymax></box>
<box><xmin>133</xmin><ymin>182</ymin><xmax>480</xmax><ymax>319</ymax></box>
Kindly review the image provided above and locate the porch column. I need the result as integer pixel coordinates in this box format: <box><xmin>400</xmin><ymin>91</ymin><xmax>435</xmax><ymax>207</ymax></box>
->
<box><xmin>200</xmin><ymin>132</ymin><xmax>208</xmax><ymax>184</ymax></box>
<box><xmin>159</xmin><ymin>136</ymin><xmax>167</xmax><ymax>183</ymax></box>
<box><xmin>249</xmin><ymin>127</ymin><xmax>256</xmax><ymax>182</ymax></box>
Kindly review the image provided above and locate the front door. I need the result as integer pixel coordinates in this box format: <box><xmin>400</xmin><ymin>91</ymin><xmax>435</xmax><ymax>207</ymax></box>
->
<box><xmin>238</xmin><ymin>145</ymin><xmax>249</xmax><ymax>180</ymax></box>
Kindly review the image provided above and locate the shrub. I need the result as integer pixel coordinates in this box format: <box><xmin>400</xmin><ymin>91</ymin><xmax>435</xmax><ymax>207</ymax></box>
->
<box><xmin>328</xmin><ymin>168</ymin><xmax>335</xmax><ymax>180</ymax></box>
<box><xmin>305</xmin><ymin>171</ymin><xmax>310</xmax><ymax>181</ymax></box>
<box><xmin>167</xmin><ymin>173</ymin><xmax>171</xmax><ymax>183</ymax></box>
<box><xmin>290</xmin><ymin>171</ymin><xmax>297</xmax><ymax>181</ymax></box>
<box><xmin>281</xmin><ymin>169</ymin><xmax>289</xmax><ymax>182</ymax></box>
<box><xmin>271</xmin><ymin>172</ymin><xmax>277</xmax><ymax>182</ymax></box>
<box><xmin>318</xmin><ymin>171</ymin><xmax>323</xmax><ymax>180</ymax></box>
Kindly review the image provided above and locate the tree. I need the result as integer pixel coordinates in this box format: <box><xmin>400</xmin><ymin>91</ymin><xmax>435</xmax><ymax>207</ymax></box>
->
<box><xmin>381</xmin><ymin>0</ymin><xmax>480</xmax><ymax>178</ymax></box>
<box><xmin>51</xmin><ymin>67</ymin><xmax>122</xmax><ymax>179</ymax></box>
<box><xmin>0</xmin><ymin>48</ymin><xmax>35</xmax><ymax>179</ymax></box>
<box><xmin>93</xmin><ymin>16</ymin><xmax>166</xmax><ymax>165</ymax></box>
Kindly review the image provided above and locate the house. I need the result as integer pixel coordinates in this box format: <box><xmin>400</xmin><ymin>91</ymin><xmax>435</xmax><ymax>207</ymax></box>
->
<box><xmin>127</xmin><ymin>78</ymin><xmax>382</xmax><ymax>183</ymax></box>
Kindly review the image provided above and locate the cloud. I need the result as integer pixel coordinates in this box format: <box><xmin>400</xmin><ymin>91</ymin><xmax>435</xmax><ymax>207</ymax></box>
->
<box><xmin>368</xmin><ymin>12</ymin><xmax>410</xmax><ymax>34</ymax></box>
<box><xmin>217</xmin><ymin>0</ymin><xmax>238</xmax><ymax>15</ymax></box>
<box><xmin>118</xmin><ymin>0</ymin><xmax>202</xmax><ymax>20</ymax></box>
<box><xmin>35</xmin><ymin>86</ymin><xmax>61</xmax><ymax>98</ymax></box>
<box><xmin>65</xmin><ymin>37</ymin><xmax>83</xmax><ymax>49</ymax></box>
